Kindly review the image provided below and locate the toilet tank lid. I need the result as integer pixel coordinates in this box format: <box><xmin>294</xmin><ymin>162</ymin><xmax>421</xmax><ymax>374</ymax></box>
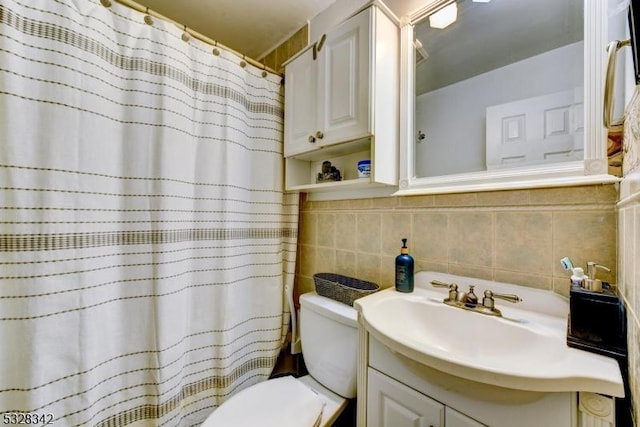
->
<box><xmin>300</xmin><ymin>292</ymin><xmax>357</xmax><ymax>327</ymax></box>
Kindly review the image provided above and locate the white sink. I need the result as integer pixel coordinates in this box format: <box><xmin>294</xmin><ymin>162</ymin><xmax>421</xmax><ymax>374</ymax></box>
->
<box><xmin>379</xmin><ymin>296</ymin><xmax>564</xmax><ymax>368</ymax></box>
<box><xmin>355</xmin><ymin>271</ymin><xmax>624</xmax><ymax>397</ymax></box>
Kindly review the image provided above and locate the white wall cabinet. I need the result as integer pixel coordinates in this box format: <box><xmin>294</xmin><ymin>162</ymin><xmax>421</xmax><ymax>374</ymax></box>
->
<box><xmin>283</xmin><ymin>5</ymin><xmax>398</xmax><ymax>193</ymax></box>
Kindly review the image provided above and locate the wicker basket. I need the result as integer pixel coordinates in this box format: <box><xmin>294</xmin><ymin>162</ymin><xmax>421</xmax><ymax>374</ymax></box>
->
<box><xmin>313</xmin><ymin>273</ymin><xmax>380</xmax><ymax>306</ymax></box>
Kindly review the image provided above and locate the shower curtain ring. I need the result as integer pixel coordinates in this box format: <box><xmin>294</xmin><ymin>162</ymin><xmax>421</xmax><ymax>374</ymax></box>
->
<box><xmin>240</xmin><ymin>55</ymin><xmax>247</xmax><ymax>68</ymax></box>
<box><xmin>212</xmin><ymin>41</ymin><xmax>220</xmax><ymax>56</ymax></box>
<box><xmin>144</xmin><ymin>8</ymin><xmax>153</xmax><ymax>25</ymax></box>
<box><xmin>100</xmin><ymin>0</ymin><xmax>112</xmax><ymax>7</ymax></box>
<box><xmin>181</xmin><ymin>25</ymin><xmax>190</xmax><ymax>42</ymax></box>
<box><xmin>261</xmin><ymin>63</ymin><xmax>268</xmax><ymax>78</ymax></box>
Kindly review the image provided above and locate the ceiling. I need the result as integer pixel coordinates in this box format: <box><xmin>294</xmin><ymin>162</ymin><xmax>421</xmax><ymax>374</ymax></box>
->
<box><xmin>139</xmin><ymin>0</ymin><xmax>336</xmax><ymax>59</ymax></box>
<box><xmin>132</xmin><ymin>0</ymin><xmax>584</xmax><ymax>90</ymax></box>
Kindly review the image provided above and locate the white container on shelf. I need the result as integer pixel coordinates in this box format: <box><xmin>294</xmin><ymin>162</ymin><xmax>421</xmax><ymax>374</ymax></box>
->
<box><xmin>357</xmin><ymin>160</ymin><xmax>371</xmax><ymax>178</ymax></box>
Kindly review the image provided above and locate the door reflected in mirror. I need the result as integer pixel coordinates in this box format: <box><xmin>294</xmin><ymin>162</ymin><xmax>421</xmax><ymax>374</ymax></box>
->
<box><xmin>414</xmin><ymin>0</ymin><xmax>584</xmax><ymax>178</ymax></box>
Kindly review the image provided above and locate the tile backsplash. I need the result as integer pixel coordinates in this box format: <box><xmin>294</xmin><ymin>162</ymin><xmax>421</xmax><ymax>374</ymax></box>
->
<box><xmin>295</xmin><ymin>185</ymin><xmax>618</xmax><ymax>299</ymax></box>
<box><xmin>623</xmin><ymin>88</ymin><xmax>640</xmax><ymax>176</ymax></box>
<box><xmin>618</xmin><ymin>187</ymin><xmax>639</xmax><ymax>426</ymax></box>
<box><xmin>619</xmin><ymin>85</ymin><xmax>640</xmax><ymax>425</ymax></box>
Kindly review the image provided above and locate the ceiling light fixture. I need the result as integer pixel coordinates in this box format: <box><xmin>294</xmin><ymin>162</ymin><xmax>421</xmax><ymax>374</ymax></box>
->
<box><xmin>429</xmin><ymin>2</ymin><xmax>458</xmax><ymax>29</ymax></box>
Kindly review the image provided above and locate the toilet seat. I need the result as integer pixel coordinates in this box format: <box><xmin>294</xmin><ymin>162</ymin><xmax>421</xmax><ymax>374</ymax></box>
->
<box><xmin>201</xmin><ymin>376</ymin><xmax>323</xmax><ymax>427</ymax></box>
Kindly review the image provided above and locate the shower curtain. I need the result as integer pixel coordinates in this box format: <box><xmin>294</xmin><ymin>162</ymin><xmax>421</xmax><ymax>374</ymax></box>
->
<box><xmin>0</xmin><ymin>0</ymin><xmax>298</xmax><ymax>425</ymax></box>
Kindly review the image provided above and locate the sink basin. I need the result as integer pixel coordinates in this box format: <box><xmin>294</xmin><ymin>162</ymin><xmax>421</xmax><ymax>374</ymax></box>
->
<box><xmin>382</xmin><ymin>296</ymin><xmax>564</xmax><ymax>369</ymax></box>
<box><xmin>355</xmin><ymin>271</ymin><xmax>624</xmax><ymax>397</ymax></box>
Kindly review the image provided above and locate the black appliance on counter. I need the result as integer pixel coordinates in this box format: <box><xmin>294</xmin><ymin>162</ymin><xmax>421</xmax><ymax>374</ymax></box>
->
<box><xmin>567</xmin><ymin>284</ymin><xmax>631</xmax><ymax>426</ymax></box>
<box><xmin>567</xmin><ymin>284</ymin><xmax>626</xmax><ymax>357</ymax></box>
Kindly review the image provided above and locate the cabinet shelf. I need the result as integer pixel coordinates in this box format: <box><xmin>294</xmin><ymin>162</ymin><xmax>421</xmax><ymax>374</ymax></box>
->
<box><xmin>286</xmin><ymin>136</ymin><xmax>371</xmax><ymax>162</ymax></box>
<box><xmin>285</xmin><ymin>143</ymin><xmax>376</xmax><ymax>191</ymax></box>
<box><xmin>286</xmin><ymin>177</ymin><xmax>376</xmax><ymax>193</ymax></box>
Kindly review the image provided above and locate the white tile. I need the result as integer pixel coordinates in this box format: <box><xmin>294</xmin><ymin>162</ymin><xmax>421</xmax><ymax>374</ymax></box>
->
<box><xmin>625</xmin><ymin>206</ymin><xmax>636</xmax><ymax>305</ymax></box>
<box><xmin>619</xmin><ymin>208</ymin><xmax>627</xmax><ymax>296</ymax></box>
<box><xmin>634</xmin><ymin>204</ymin><xmax>640</xmax><ymax>319</ymax></box>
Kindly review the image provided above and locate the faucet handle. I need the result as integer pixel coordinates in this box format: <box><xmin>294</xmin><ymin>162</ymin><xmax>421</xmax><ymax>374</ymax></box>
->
<box><xmin>430</xmin><ymin>280</ymin><xmax>459</xmax><ymax>302</ymax></box>
<box><xmin>482</xmin><ymin>290</ymin><xmax>522</xmax><ymax>309</ymax></box>
<box><xmin>430</xmin><ymin>280</ymin><xmax>454</xmax><ymax>288</ymax></box>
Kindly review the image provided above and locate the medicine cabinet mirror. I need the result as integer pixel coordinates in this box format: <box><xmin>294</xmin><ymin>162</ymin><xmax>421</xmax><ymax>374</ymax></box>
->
<box><xmin>397</xmin><ymin>0</ymin><xmax>622</xmax><ymax>195</ymax></box>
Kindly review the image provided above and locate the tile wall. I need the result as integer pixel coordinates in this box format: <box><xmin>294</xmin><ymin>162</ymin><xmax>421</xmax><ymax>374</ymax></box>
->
<box><xmin>260</xmin><ymin>25</ymin><xmax>308</xmax><ymax>73</ymax></box>
<box><xmin>295</xmin><ymin>185</ymin><xmax>618</xmax><ymax>300</ymax></box>
<box><xmin>619</xmin><ymin>87</ymin><xmax>640</xmax><ymax>425</ymax></box>
<box><xmin>619</xmin><ymin>178</ymin><xmax>640</xmax><ymax>426</ymax></box>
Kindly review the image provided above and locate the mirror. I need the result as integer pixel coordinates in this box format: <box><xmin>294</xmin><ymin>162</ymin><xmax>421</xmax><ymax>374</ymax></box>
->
<box><xmin>415</xmin><ymin>0</ymin><xmax>583</xmax><ymax>177</ymax></box>
<box><xmin>398</xmin><ymin>0</ymin><xmax>619</xmax><ymax>194</ymax></box>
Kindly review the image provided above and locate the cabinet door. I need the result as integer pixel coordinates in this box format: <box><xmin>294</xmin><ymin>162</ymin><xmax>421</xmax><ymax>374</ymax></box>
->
<box><xmin>445</xmin><ymin>407</ymin><xmax>487</xmax><ymax>427</ymax></box>
<box><xmin>367</xmin><ymin>368</ymin><xmax>444</xmax><ymax>427</ymax></box>
<box><xmin>284</xmin><ymin>46</ymin><xmax>318</xmax><ymax>157</ymax></box>
<box><xmin>317</xmin><ymin>7</ymin><xmax>371</xmax><ymax>145</ymax></box>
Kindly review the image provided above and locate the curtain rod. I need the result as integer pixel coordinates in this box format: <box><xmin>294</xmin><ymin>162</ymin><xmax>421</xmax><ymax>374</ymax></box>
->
<box><xmin>100</xmin><ymin>0</ymin><xmax>281</xmax><ymax>77</ymax></box>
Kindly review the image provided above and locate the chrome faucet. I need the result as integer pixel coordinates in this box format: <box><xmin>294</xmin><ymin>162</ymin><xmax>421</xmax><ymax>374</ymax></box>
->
<box><xmin>431</xmin><ymin>280</ymin><xmax>522</xmax><ymax>317</ymax></box>
<box><xmin>460</xmin><ymin>285</ymin><xmax>479</xmax><ymax>307</ymax></box>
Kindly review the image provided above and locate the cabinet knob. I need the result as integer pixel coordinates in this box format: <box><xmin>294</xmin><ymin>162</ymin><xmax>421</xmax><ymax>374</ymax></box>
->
<box><xmin>308</xmin><ymin>135</ymin><xmax>316</xmax><ymax>143</ymax></box>
<box><xmin>315</xmin><ymin>131</ymin><xmax>324</xmax><ymax>140</ymax></box>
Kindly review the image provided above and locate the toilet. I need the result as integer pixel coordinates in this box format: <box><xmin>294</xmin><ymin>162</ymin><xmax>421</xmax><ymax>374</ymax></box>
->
<box><xmin>201</xmin><ymin>291</ymin><xmax>358</xmax><ymax>427</ymax></box>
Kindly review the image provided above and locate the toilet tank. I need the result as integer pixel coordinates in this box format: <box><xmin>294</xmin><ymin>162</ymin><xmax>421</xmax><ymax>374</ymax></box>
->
<box><xmin>299</xmin><ymin>292</ymin><xmax>358</xmax><ymax>398</ymax></box>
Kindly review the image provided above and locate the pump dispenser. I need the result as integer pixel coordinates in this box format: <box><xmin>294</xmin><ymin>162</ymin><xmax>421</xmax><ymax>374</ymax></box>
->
<box><xmin>395</xmin><ymin>238</ymin><xmax>414</xmax><ymax>293</ymax></box>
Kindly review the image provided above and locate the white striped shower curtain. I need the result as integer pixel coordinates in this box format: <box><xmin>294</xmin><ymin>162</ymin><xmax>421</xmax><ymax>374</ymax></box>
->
<box><xmin>0</xmin><ymin>0</ymin><xmax>298</xmax><ymax>425</ymax></box>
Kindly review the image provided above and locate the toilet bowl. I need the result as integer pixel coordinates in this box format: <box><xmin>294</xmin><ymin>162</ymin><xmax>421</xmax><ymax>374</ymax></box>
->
<box><xmin>201</xmin><ymin>292</ymin><xmax>358</xmax><ymax>427</ymax></box>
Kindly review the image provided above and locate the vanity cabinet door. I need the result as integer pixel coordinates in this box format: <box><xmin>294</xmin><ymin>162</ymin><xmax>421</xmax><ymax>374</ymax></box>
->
<box><xmin>367</xmin><ymin>368</ymin><xmax>444</xmax><ymax>427</ymax></box>
<box><xmin>284</xmin><ymin>8</ymin><xmax>370</xmax><ymax>158</ymax></box>
<box><xmin>445</xmin><ymin>407</ymin><xmax>487</xmax><ymax>427</ymax></box>
<box><xmin>317</xmin><ymin>7</ymin><xmax>371</xmax><ymax>145</ymax></box>
<box><xmin>284</xmin><ymin>45</ymin><xmax>318</xmax><ymax>157</ymax></box>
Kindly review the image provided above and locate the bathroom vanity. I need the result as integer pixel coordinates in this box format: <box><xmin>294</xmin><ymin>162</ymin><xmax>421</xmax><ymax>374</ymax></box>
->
<box><xmin>365</xmin><ymin>336</ymin><xmax>575</xmax><ymax>427</ymax></box>
<box><xmin>354</xmin><ymin>272</ymin><xmax>624</xmax><ymax>427</ymax></box>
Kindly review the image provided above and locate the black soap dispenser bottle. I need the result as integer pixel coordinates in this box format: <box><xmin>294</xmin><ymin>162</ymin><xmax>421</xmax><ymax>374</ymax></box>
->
<box><xmin>395</xmin><ymin>238</ymin><xmax>414</xmax><ymax>292</ymax></box>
